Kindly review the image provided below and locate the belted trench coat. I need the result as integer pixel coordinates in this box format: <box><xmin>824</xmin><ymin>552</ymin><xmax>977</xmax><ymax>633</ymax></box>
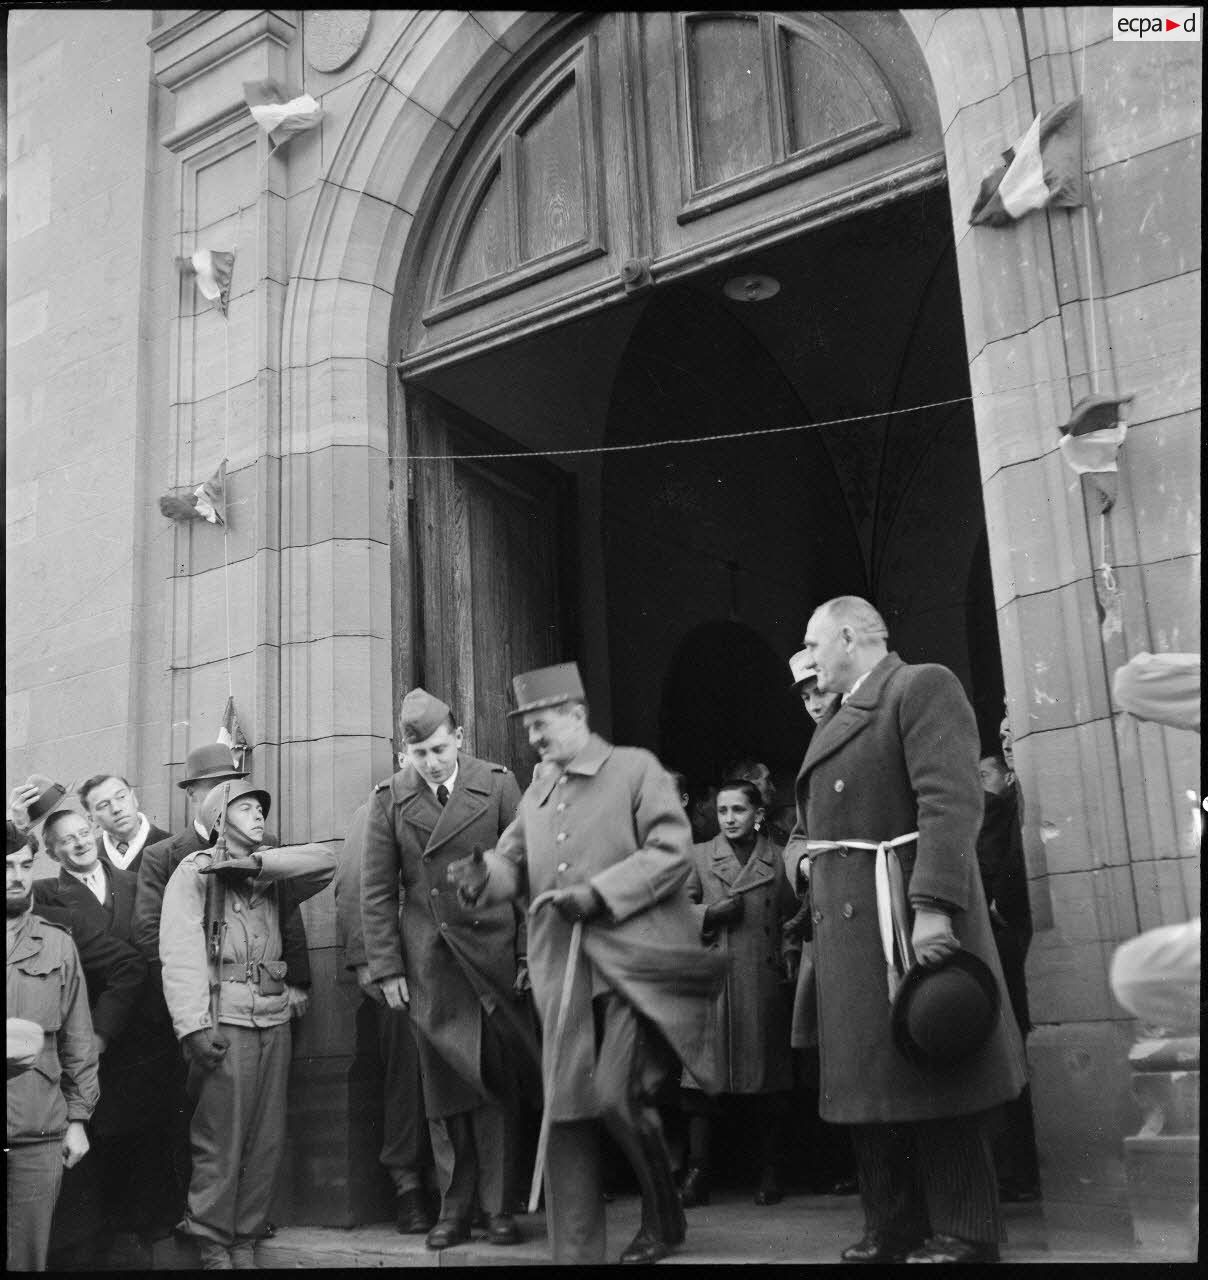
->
<box><xmin>782</xmin><ymin>653</ymin><xmax>1027</xmax><ymax>1125</ymax></box>
<box><xmin>361</xmin><ymin>754</ymin><xmax>528</xmax><ymax>1118</ymax></box>
<box><xmin>490</xmin><ymin>735</ymin><xmax>726</xmax><ymax>1122</ymax></box>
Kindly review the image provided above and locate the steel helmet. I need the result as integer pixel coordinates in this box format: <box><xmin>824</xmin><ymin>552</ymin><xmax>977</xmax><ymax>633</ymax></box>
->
<box><xmin>200</xmin><ymin>780</ymin><xmax>272</xmax><ymax>839</ymax></box>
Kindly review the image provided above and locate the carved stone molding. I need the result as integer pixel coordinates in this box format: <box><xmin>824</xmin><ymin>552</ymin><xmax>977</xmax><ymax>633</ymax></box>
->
<box><xmin>303</xmin><ymin>9</ymin><xmax>371</xmax><ymax>72</ymax></box>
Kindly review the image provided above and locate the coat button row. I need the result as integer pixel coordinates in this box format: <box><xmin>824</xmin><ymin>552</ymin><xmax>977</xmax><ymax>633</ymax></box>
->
<box><xmin>232</xmin><ymin>901</ymin><xmax>241</xmax><ymax>913</ymax></box>
<box><xmin>556</xmin><ymin>861</ymin><xmax>569</xmax><ymax>873</ymax></box>
<box><xmin>430</xmin><ymin>887</ymin><xmax>439</xmax><ymax>896</ymax></box>
<box><xmin>842</xmin><ymin>903</ymin><xmax>855</xmax><ymax>919</ymax></box>
<box><xmin>556</xmin><ymin>833</ymin><xmax>567</xmax><ymax>843</ymax></box>
<box><xmin>813</xmin><ymin>910</ymin><xmax>823</xmax><ymax>924</ymax></box>
<box><xmin>834</xmin><ymin>779</ymin><xmax>845</xmax><ymax>792</ymax></box>
<box><xmin>556</xmin><ymin>803</ymin><xmax>567</xmax><ymax>813</ymax></box>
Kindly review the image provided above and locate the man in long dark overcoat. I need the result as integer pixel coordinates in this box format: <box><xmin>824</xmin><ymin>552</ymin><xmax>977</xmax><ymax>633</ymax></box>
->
<box><xmin>448</xmin><ymin>662</ymin><xmax>726</xmax><ymax>1266</ymax></box>
<box><xmin>783</xmin><ymin>597</ymin><xmax>1026</xmax><ymax>1264</ymax></box>
<box><xmin>361</xmin><ymin>688</ymin><xmax>531</xmax><ymax>1251</ymax></box>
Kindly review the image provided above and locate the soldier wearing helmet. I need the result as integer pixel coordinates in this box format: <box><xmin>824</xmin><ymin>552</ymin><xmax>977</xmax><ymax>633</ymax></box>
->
<box><xmin>158</xmin><ymin>781</ymin><xmax>336</xmax><ymax>1270</ymax></box>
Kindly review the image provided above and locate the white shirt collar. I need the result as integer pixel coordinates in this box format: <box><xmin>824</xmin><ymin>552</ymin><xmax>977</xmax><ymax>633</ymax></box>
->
<box><xmin>65</xmin><ymin>863</ymin><xmax>107</xmax><ymax>903</ymax></box>
<box><xmin>194</xmin><ymin>818</ymin><xmax>210</xmax><ymax>840</ymax></box>
<box><xmin>842</xmin><ymin>670</ymin><xmax>873</xmax><ymax>705</ymax></box>
<box><xmin>103</xmin><ymin>813</ymin><xmax>151</xmax><ymax>869</ymax></box>
<box><xmin>425</xmin><ymin>761</ymin><xmax>458</xmax><ymax>798</ymax></box>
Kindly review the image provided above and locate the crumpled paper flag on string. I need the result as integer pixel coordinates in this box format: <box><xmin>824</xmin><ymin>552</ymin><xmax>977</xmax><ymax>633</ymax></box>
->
<box><xmin>1058</xmin><ymin>392</ymin><xmax>1133</xmax><ymax>512</ymax></box>
<box><xmin>218</xmin><ymin>694</ymin><xmax>249</xmax><ymax>769</ymax></box>
<box><xmin>176</xmin><ymin>249</ymin><xmax>235</xmax><ymax>317</ymax></box>
<box><xmin>158</xmin><ymin>461</ymin><xmax>226</xmax><ymax>526</ymax></box>
<box><xmin>243</xmin><ymin>79</ymin><xmax>323</xmax><ymax>147</ymax></box>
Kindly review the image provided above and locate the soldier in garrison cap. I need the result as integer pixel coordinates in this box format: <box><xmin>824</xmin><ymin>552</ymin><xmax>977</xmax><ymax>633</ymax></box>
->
<box><xmin>447</xmin><ymin>662</ymin><xmax>727</xmax><ymax>1266</ymax></box>
<box><xmin>360</xmin><ymin>689</ymin><xmax>532</xmax><ymax>1252</ymax></box>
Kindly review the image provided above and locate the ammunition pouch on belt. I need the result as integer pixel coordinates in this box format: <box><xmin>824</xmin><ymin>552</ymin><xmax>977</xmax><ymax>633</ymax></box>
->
<box><xmin>220</xmin><ymin>958</ymin><xmax>288</xmax><ymax>996</ymax></box>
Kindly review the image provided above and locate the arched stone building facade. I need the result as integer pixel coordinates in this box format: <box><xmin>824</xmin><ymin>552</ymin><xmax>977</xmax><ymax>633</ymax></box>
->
<box><xmin>6</xmin><ymin>8</ymin><xmax>1199</xmax><ymax>1245</ymax></box>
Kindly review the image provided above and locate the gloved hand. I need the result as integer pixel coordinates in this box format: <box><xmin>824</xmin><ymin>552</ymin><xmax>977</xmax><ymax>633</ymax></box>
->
<box><xmin>911</xmin><ymin>908</ymin><xmax>960</xmax><ymax>968</ymax></box>
<box><xmin>447</xmin><ymin>846</ymin><xmax>488</xmax><ymax>907</ymax></box>
<box><xmin>182</xmin><ymin>1028</ymin><xmax>229</xmax><ymax>1071</ymax></box>
<box><xmin>781</xmin><ymin>898</ymin><xmax>813</xmax><ymax>944</ymax></box>
<box><xmin>197</xmin><ymin>854</ymin><xmax>262</xmax><ymax>882</ymax></box>
<box><xmin>380</xmin><ymin>975</ymin><xmax>411</xmax><ymax>1010</ymax></box>
<box><xmin>529</xmin><ymin>884</ymin><xmax>604</xmax><ymax>923</ymax></box>
<box><xmin>513</xmin><ymin>959</ymin><xmax>531</xmax><ymax>998</ymax></box>
<box><xmin>703</xmin><ymin>894</ymin><xmax>744</xmax><ymax>930</ymax></box>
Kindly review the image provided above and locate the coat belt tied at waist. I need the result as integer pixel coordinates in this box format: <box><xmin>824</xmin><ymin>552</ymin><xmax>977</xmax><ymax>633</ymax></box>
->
<box><xmin>805</xmin><ymin>832</ymin><xmax>919</xmax><ymax>1002</ymax></box>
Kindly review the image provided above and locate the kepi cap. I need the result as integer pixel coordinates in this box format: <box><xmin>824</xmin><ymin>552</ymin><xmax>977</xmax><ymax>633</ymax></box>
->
<box><xmin>788</xmin><ymin>650</ymin><xmax>819</xmax><ymax>690</ymax></box>
<box><xmin>891</xmin><ymin>951</ymin><xmax>1001</xmax><ymax>1070</ymax></box>
<box><xmin>400</xmin><ymin>688</ymin><xmax>454</xmax><ymax>744</ymax></box>
<box><xmin>508</xmin><ymin>662</ymin><xmax>586</xmax><ymax>718</ymax></box>
<box><xmin>178</xmin><ymin>742</ymin><xmax>248</xmax><ymax>789</ymax></box>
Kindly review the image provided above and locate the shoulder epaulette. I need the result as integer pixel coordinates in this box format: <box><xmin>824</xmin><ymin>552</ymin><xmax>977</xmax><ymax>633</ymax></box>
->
<box><xmin>374</xmin><ymin>777</ymin><xmax>394</xmax><ymax>793</ymax></box>
<box><xmin>33</xmin><ymin>913</ymin><xmax>72</xmax><ymax>934</ymax></box>
<box><xmin>491</xmin><ymin>764</ymin><xmax>509</xmax><ymax>774</ymax></box>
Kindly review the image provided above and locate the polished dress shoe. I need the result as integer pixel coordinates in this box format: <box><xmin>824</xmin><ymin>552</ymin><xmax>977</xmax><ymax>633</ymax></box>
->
<box><xmin>754</xmin><ymin>1165</ymin><xmax>783</xmax><ymax>1205</ymax></box>
<box><xmin>619</xmin><ymin>1228</ymin><xmax>671</xmax><ymax>1265</ymax></box>
<box><xmin>486</xmin><ymin>1213</ymin><xmax>521</xmax><ymax>1246</ymax></box>
<box><xmin>425</xmin><ymin>1218</ymin><xmax>470</xmax><ymax>1250</ymax></box>
<box><xmin>679</xmin><ymin>1164</ymin><xmax>710</xmax><ymax>1208</ymax></box>
<box><xmin>395</xmin><ymin>1188</ymin><xmax>435</xmax><ymax>1235</ymax></box>
<box><xmin>841</xmin><ymin>1231</ymin><xmax>924</xmax><ymax>1263</ymax></box>
<box><xmin>906</xmin><ymin>1234</ymin><xmax>1000</xmax><ymax>1263</ymax></box>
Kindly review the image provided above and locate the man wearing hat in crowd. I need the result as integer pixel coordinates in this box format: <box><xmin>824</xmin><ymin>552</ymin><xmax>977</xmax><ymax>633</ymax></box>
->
<box><xmin>78</xmin><ymin>774</ymin><xmax>170</xmax><ymax>876</ymax></box>
<box><xmin>789</xmin><ymin>649</ymin><xmax>835</xmax><ymax>726</ymax></box>
<box><xmin>158</xmin><ymin>780</ymin><xmax>335</xmax><ymax>1269</ymax></box>
<box><xmin>32</xmin><ymin>793</ymin><xmax>183</xmax><ymax>1264</ymax></box>
<box><xmin>361</xmin><ymin>688</ymin><xmax>533</xmax><ymax>1252</ymax></box>
<box><xmin>447</xmin><ymin>662</ymin><xmax>726</xmax><ymax>1266</ymax></box>
<box><xmin>7</xmin><ymin>819</ymin><xmax>100</xmax><ymax>1271</ymax></box>
<box><xmin>783</xmin><ymin>596</ymin><xmax>1026</xmax><ymax>1264</ymax></box>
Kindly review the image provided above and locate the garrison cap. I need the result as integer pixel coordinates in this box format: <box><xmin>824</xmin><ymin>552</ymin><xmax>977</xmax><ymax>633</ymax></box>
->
<box><xmin>508</xmin><ymin>662</ymin><xmax>586</xmax><ymax>717</ymax></box>
<box><xmin>400</xmin><ymin>688</ymin><xmax>454</xmax><ymax>743</ymax></box>
<box><xmin>788</xmin><ymin>650</ymin><xmax>819</xmax><ymax>690</ymax></box>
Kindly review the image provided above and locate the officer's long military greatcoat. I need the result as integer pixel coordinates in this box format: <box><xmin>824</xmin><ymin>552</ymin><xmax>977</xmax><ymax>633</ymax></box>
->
<box><xmin>361</xmin><ymin>754</ymin><xmax>525</xmax><ymax>1118</ymax></box>
<box><xmin>493</xmin><ymin>735</ymin><xmax>726</xmax><ymax>1121</ymax></box>
<box><xmin>783</xmin><ymin>653</ymin><xmax>1027</xmax><ymax>1125</ymax></box>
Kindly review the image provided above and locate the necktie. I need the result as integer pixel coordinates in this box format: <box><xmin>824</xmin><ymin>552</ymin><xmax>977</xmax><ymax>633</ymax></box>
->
<box><xmin>436</xmin><ymin>784</ymin><xmax>449</xmax><ymax>807</ymax></box>
<box><xmin>117</xmin><ymin>841</ymin><xmax>129</xmax><ymax>855</ymax></box>
<box><xmin>90</xmin><ymin>872</ymin><xmax>106</xmax><ymax>904</ymax></box>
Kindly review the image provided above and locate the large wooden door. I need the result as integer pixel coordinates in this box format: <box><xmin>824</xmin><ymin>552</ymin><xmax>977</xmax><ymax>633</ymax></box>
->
<box><xmin>406</xmin><ymin>384</ymin><xmax>575</xmax><ymax>787</ymax></box>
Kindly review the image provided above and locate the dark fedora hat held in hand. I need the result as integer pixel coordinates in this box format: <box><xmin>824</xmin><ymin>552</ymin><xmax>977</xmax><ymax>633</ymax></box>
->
<box><xmin>25</xmin><ymin>775</ymin><xmax>68</xmax><ymax>823</ymax></box>
<box><xmin>891</xmin><ymin>951</ymin><xmax>1001</xmax><ymax>1069</ymax></box>
<box><xmin>178</xmin><ymin>743</ymin><xmax>248</xmax><ymax>789</ymax></box>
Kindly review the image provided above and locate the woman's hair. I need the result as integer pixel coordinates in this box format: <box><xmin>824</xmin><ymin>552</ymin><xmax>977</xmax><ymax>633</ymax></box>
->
<box><xmin>716</xmin><ymin>778</ymin><xmax>764</xmax><ymax>810</ymax></box>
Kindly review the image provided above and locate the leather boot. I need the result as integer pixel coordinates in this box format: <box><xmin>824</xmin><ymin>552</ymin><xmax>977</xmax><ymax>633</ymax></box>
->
<box><xmin>645</xmin><ymin>1129</ymin><xmax>685</xmax><ymax>1245</ymax></box>
<box><xmin>679</xmin><ymin>1164</ymin><xmax>710</xmax><ymax>1208</ymax></box>
<box><xmin>197</xmin><ymin>1240</ymin><xmax>233</xmax><ymax>1270</ymax></box>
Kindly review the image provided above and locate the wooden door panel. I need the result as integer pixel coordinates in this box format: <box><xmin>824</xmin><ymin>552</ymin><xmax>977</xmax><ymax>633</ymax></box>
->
<box><xmin>407</xmin><ymin>385</ymin><xmax>572</xmax><ymax>788</ymax></box>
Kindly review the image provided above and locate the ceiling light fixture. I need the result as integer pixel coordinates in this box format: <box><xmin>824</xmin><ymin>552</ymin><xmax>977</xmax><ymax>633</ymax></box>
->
<box><xmin>723</xmin><ymin>273</ymin><xmax>780</xmax><ymax>302</ymax></box>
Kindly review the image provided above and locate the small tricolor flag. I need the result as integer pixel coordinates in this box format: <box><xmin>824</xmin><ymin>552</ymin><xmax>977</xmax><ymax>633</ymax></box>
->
<box><xmin>158</xmin><ymin>461</ymin><xmax>226</xmax><ymax>526</ymax></box>
<box><xmin>969</xmin><ymin>98</ymin><xmax>1085</xmax><ymax>227</ymax></box>
<box><xmin>1057</xmin><ymin>392</ymin><xmax>1132</xmax><ymax>512</ymax></box>
<box><xmin>243</xmin><ymin>79</ymin><xmax>323</xmax><ymax>147</ymax></box>
<box><xmin>176</xmin><ymin>249</ymin><xmax>235</xmax><ymax>317</ymax></box>
<box><xmin>218</xmin><ymin>695</ymin><xmax>250</xmax><ymax>770</ymax></box>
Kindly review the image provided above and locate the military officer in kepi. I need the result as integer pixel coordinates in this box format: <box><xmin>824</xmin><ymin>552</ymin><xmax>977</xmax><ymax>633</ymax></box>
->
<box><xmin>448</xmin><ymin>662</ymin><xmax>726</xmax><ymax>1266</ymax></box>
<box><xmin>360</xmin><ymin>688</ymin><xmax>535</xmax><ymax>1252</ymax></box>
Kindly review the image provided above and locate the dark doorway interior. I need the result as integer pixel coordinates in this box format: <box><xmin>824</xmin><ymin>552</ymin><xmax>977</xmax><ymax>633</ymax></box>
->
<box><xmin>410</xmin><ymin>187</ymin><xmax>1005</xmax><ymax>1189</ymax></box>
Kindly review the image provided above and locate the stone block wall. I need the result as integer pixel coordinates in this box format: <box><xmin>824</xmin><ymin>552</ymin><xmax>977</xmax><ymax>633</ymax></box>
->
<box><xmin>907</xmin><ymin>6</ymin><xmax>1200</xmax><ymax>1242</ymax></box>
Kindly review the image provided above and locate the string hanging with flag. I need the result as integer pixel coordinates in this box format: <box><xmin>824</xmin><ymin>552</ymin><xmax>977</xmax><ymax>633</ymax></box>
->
<box><xmin>176</xmin><ymin>249</ymin><xmax>235</xmax><ymax>317</ymax></box>
<box><xmin>243</xmin><ymin>78</ymin><xmax>323</xmax><ymax>152</ymax></box>
<box><xmin>218</xmin><ymin>696</ymin><xmax>250</xmax><ymax>773</ymax></box>
<box><xmin>969</xmin><ymin>98</ymin><xmax>1085</xmax><ymax>227</ymax></box>
<box><xmin>158</xmin><ymin>460</ymin><xmax>227</xmax><ymax>525</ymax></box>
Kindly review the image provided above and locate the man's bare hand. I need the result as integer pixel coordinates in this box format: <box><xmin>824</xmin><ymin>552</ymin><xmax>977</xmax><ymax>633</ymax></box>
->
<box><xmin>92</xmin><ymin>1032</ymin><xmax>108</xmax><ymax>1057</ymax></box>
<box><xmin>7</xmin><ymin>783</ymin><xmax>41</xmax><ymax>834</ymax></box>
<box><xmin>911</xmin><ymin>908</ymin><xmax>960</xmax><ymax>968</ymax></box>
<box><xmin>356</xmin><ymin>964</ymin><xmax>386</xmax><ymax>1005</ymax></box>
<box><xmin>62</xmin><ymin>1120</ymin><xmax>90</xmax><ymax>1169</ymax></box>
<box><xmin>182</xmin><ymin>1028</ymin><xmax>228</xmax><ymax>1071</ymax></box>
<box><xmin>380</xmin><ymin>975</ymin><xmax>410</xmax><ymax>1010</ymax></box>
<box><xmin>286</xmin><ymin>984</ymin><xmax>310</xmax><ymax>1019</ymax></box>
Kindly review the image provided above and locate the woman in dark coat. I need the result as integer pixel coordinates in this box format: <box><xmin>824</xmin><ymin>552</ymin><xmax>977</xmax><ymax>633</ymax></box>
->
<box><xmin>679</xmin><ymin>779</ymin><xmax>798</xmax><ymax>1207</ymax></box>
